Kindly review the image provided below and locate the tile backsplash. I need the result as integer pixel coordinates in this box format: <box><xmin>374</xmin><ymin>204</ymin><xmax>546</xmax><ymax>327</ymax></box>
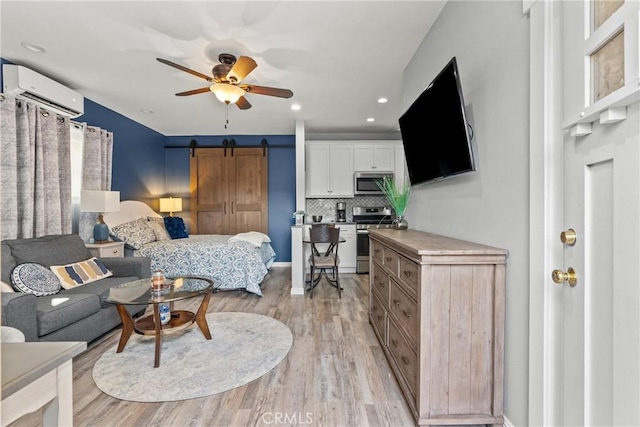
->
<box><xmin>305</xmin><ymin>196</ymin><xmax>391</xmax><ymax>222</ymax></box>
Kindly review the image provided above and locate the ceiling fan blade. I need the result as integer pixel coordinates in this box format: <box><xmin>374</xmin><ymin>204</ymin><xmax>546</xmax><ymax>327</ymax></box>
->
<box><xmin>175</xmin><ymin>87</ymin><xmax>211</xmax><ymax>96</ymax></box>
<box><xmin>227</xmin><ymin>56</ymin><xmax>257</xmax><ymax>83</ymax></box>
<box><xmin>157</xmin><ymin>58</ymin><xmax>212</xmax><ymax>82</ymax></box>
<box><xmin>241</xmin><ymin>84</ymin><xmax>293</xmax><ymax>98</ymax></box>
<box><xmin>235</xmin><ymin>96</ymin><xmax>252</xmax><ymax>110</ymax></box>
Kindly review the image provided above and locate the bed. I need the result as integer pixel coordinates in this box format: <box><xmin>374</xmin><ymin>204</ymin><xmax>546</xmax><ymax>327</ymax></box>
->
<box><xmin>103</xmin><ymin>201</ymin><xmax>276</xmax><ymax>296</ymax></box>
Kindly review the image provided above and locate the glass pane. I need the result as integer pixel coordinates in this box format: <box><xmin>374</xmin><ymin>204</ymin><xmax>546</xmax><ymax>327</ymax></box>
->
<box><xmin>593</xmin><ymin>0</ymin><xmax>624</xmax><ymax>31</ymax></box>
<box><xmin>592</xmin><ymin>30</ymin><xmax>625</xmax><ymax>102</ymax></box>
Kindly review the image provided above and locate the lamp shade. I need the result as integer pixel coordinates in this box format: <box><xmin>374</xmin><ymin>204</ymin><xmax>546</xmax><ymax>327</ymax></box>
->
<box><xmin>159</xmin><ymin>197</ymin><xmax>183</xmax><ymax>216</ymax></box>
<box><xmin>80</xmin><ymin>191</ymin><xmax>120</xmax><ymax>213</ymax></box>
<box><xmin>210</xmin><ymin>83</ymin><xmax>245</xmax><ymax>104</ymax></box>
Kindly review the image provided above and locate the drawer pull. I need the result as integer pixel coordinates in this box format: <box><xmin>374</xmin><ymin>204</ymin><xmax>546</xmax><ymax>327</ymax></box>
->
<box><xmin>400</xmin><ymin>355</ymin><xmax>410</xmax><ymax>366</ymax></box>
<box><xmin>402</xmin><ymin>270</ymin><xmax>412</xmax><ymax>278</ymax></box>
<box><xmin>385</xmin><ymin>257</ymin><xmax>392</xmax><ymax>262</ymax></box>
<box><xmin>392</xmin><ymin>299</ymin><xmax>400</xmax><ymax>306</ymax></box>
<box><xmin>391</xmin><ymin>339</ymin><xmax>399</xmax><ymax>347</ymax></box>
<box><xmin>377</xmin><ymin>315</ymin><xmax>383</xmax><ymax>322</ymax></box>
<box><xmin>402</xmin><ymin>309</ymin><xmax>411</xmax><ymax>318</ymax></box>
<box><xmin>112</xmin><ymin>249</ymin><xmax>119</xmax><ymax>254</ymax></box>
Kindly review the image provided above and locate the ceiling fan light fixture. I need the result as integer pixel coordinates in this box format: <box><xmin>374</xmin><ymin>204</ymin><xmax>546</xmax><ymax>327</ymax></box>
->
<box><xmin>210</xmin><ymin>83</ymin><xmax>244</xmax><ymax>104</ymax></box>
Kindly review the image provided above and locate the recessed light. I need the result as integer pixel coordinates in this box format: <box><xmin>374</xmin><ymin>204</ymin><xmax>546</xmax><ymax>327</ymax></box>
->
<box><xmin>140</xmin><ymin>109</ymin><xmax>154</xmax><ymax>114</ymax></box>
<box><xmin>377</xmin><ymin>97</ymin><xmax>388</xmax><ymax>104</ymax></box>
<box><xmin>366</xmin><ymin>117</ymin><xmax>375</xmax><ymax>122</ymax></box>
<box><xmin>21</xmin><ymin>42</ymin><xmax>46</xmax><ymax>53</ymax></box>
<box><xmin>291</xmin><ymin>104</ymin><xmax>301</xmax><ymax>111</ymax></box>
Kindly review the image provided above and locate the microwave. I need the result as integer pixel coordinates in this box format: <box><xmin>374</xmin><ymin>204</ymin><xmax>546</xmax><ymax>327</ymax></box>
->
<box><xmin>354</xmin><ymin>172</ymin><xmax>394</xmax><ymax>195</ymax></box>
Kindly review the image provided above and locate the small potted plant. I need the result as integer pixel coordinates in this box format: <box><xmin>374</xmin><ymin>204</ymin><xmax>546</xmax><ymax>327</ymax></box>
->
<box><xmin>377</xmin><ymin>176</ymin><xmax>411</xmax><ymax>230</ymax></box>
<box><xmin>292</xmin><ymin>210</ymin><xmax>306</xmax><ymax>226</ymax></box>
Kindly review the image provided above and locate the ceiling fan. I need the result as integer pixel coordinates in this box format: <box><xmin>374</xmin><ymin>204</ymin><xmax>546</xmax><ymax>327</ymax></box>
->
<box><xmin>156</xmin><ymin>53</ymin><xmax>293</xmax><ymax>110</ymax></box>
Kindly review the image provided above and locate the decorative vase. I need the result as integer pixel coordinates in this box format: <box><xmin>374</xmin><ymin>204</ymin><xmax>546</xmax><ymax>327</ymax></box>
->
<box><xmin>393</xmin><ymin>216</ymin><xmax>409</xmax><ymax>230</ymax></box>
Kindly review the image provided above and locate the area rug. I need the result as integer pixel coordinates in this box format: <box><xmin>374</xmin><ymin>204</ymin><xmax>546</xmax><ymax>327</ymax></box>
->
<box><xmin>92</xmin><ymin>312</ymin><xmax>293</xmax><ymax>402</ymax></box>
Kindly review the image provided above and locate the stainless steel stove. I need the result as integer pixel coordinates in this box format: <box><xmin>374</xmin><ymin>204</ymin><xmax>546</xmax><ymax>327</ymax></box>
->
<box><xmin>353</xmin><ymin>206</ymin><xmax>394</xmax><ymax>273</ymax></box>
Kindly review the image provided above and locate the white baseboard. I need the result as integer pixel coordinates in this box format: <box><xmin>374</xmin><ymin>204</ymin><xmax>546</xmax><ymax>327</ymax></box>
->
<box><xmin>271</xmin><ymin>262</ymin><xmax>291</xmax><ymax>268</ymax></box>
<box><xmin>503</xmin><ymin>414</ymin><xmax>514</xmax><ymax>427</ymax></box>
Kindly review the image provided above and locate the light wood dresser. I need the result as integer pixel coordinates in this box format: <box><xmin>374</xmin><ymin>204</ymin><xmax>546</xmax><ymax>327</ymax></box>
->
<box><xmin>368</xmin><ymin>229</ymin><xmax>508</xmax><ymax>426</ymax></box>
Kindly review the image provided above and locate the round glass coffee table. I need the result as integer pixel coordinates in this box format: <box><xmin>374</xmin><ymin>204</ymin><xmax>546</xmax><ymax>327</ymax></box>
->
<box><xmin>107</xmin><ymin>276</ymin><xmax>216</xmax><ymax>368</ymax></box>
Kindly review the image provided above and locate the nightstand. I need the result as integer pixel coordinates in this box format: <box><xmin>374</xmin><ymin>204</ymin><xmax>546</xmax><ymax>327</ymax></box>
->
<box><xmin>85</xmin><ymin>241</ymin><xmax>125</xmax><ymax>258</ymax></box>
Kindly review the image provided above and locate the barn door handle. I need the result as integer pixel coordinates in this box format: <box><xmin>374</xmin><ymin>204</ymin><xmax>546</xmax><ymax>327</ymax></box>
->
<box><xmin>224</xmin><ymin>202</ymin><xmax>227</xmax><ymax>215</ymax></box>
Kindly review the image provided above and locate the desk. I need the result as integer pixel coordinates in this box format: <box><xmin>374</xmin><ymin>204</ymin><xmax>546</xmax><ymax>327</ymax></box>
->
<box><xmin>1</xmin><ymin>341</ymin><xmax>86</xmax><ymax>426</ymax></box>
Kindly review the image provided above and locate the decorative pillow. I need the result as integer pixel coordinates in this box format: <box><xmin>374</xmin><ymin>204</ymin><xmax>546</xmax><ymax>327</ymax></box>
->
<box><xmin>109</xmin><ymin>217</ymin><xmax>156</xmax><ymax>249</ymax></box>
<box><xmin>11</xmin><ymin>263</ymin><xmax>61</xmax><ymax>296</ymax></box>
<box><xmin>164</xmin><ymin>216</ymin><xmax>189</xmax><ymax>239</ymax></box>
<box><xmin>1</xmin><ymin>281</ymin><xmax>15</xmax><ymax>293</ymax></box>
<box><xmin>147</xmin><ymin>217</ymin><xmax>170</xmax><ymax>241</ymax></box>
<box><xmin>50</xmin><ymin>257</ymin><xmax>113</xmax><ymax>290</ymax></box>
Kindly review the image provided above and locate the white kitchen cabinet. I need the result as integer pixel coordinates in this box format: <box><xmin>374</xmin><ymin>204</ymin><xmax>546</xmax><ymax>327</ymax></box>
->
<box><xmin>353</xmin><ymin>143</ymin><xmax>395</xmax><ymax>172</ymax></box>
<box><xmin>303</xmin><ymin>223</ymin><xmax>356</xmax><ymax>275</ymax></box>
<box><xmin>305</xmin><ymin>143</ymin><xmax>353</xmax><ymax>198</ymax></box>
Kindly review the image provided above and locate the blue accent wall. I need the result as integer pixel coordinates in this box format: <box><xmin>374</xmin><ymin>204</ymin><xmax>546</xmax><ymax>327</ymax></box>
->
<box><xmin>164</xmin><ymin>135</ymin><xmax>296</xmax><ymax>262</ymax></box>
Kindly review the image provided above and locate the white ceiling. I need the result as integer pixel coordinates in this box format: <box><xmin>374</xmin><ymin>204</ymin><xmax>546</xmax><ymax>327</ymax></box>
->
<box><xmin>1</xmin><ymin>1</ymin><xmax>446</xmax><ymax>136</ymax></box>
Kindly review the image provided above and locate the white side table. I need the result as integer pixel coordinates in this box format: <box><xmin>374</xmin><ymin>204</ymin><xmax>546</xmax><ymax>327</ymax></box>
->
<box><xmin>1</xmin><ymin>342</ymin><xmax>86</xmax><ymax>426</ymax></box>
<box><xmin>85</xmin><ymin>240</ymin><xmax>125</xmax><ymax>258</ymax></box>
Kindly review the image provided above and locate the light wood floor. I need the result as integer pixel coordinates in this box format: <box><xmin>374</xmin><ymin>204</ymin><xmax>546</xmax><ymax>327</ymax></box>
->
<box><xmin>11</xmin><ymin>268</ymin><xmax>415</xmax><ymax>427</ymax></box>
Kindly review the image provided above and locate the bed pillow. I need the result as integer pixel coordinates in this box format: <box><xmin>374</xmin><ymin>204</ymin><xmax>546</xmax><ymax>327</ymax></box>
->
<box><xmin>50</xmin><ymin>257</ymin><xmax>113</xmax><ymax>290</ymax></box>
<box><xmin>147</xmin><ymin>217</ymin><xmax>171</xmax><ymax>241</ymax></box>
<box><xmin>11</xmin><ymin>263</ymin><xmax>61</xmax><ymax>296</ymax></box>
<box><xmin>164</xmin><ymin>217</ymin><xmax>189</xmax><ymax>239</ymax></box>
<box><xmin>110</xmin><ymin>217</ymin><xmax>156</xmax><ymax>249</ymax></box>
<box><xmin>228</xmin><ymin>231</ymin><xmax>272</xmax><ymax>247</ymax></box>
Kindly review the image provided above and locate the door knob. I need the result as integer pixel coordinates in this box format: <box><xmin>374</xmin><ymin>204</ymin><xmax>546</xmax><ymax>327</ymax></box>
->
<box><xmin>560</xmin><ymin>228</ymin><xmax>577</xmax><ymax>246</ymax></box>
<box><xmin>552</xmin><ymin>267</ymin><xmax>577</xmax><ymax>287</ymax></box>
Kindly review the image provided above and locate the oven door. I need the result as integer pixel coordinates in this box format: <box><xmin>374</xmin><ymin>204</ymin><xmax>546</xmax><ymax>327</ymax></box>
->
<box><xmin>356</xmin><ymin>229</ymin><xmax>370</xmax><ymax>274</ymax></box>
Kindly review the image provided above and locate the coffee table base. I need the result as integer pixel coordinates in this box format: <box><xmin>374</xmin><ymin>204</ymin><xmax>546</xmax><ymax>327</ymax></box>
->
<box><xmin>114</xmin><ymin>290</ymin><xmax>212</xmax><ymax>368</ymax></box>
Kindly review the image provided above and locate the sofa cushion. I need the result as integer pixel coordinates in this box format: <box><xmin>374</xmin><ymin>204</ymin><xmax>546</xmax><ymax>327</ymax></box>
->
<box><xmin>4</xmin><ymin>234</ymin><xmax>92</xmax><ymax>268</ymax></box>
<box><xmin>63</xmin><ymin>275</ymin><xmax>144</xmax><ymax>308</ymax></box>
<box><xmin>36</xmin><ymin>293</ymin><xmax>101</xmax><ymax>336</ymax></box>
<box><xmin>110</xmin><ymin>218</ymin><xmax>156</xmax><ymax>249</ymax></box>
<box><xmin>50</xmin><ymin>257</ymin><xmax>113</xmax><ymax>290</ymax></box>
<box><xmin>11</xmin><ymin>263</ymin><xmax>61</xmax><ymax>296</ymax></box>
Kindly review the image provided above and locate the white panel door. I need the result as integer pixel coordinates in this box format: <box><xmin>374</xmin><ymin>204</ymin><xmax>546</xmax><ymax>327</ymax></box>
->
<box><xmin>557</xmin><ymin>122</ymin><xmax>640</xmax><ymax>426</ymax></box>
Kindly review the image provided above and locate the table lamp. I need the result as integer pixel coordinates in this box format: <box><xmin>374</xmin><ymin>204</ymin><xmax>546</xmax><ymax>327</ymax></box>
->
<box><xmin>159</xmin><ymin>197</ymin><xmax>183</xmax><ymax>217</ymax></box>
<box><xmin>80</xmin><ymin>190</ymin><xmax>120</xmax><ymax>242</ymax></box>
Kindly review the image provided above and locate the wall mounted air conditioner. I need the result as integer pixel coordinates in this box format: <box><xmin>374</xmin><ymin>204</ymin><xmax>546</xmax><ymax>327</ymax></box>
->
<box><xmin>2</xmin><ymin>64</ymin><xmax>84</xmax><ymax>118</ymax></box>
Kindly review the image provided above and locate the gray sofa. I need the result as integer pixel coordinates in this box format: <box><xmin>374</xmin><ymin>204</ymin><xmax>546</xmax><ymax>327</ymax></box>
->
<box><xmin>1</xmin><ymin>234</ymin><xmax>150</xmax><ymax>342</ymax></box>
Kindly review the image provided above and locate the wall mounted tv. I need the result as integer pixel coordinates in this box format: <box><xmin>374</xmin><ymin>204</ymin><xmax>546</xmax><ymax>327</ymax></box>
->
<box><xmin>398</xmin><ymin>56</ymin><xmax>475</xmax><ymax>186</ymax></box>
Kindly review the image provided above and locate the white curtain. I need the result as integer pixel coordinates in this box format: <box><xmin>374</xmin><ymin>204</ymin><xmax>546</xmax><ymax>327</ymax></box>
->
<box><xmin>0</xmin><ymin>95</ymin><xmax>72</xmax><ymax>239</ymax></box>
<box><xmin>78</xmin><ymin>125</ymin><xmax>113</xmax><ymax>241</ymax></box>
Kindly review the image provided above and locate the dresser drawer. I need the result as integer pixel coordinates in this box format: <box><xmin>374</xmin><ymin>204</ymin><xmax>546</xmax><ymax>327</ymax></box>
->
<box><xmin>370</xmin><ymin>288</ymin><xmax>387</xmax><ymax>344</ymax></box>
<box><xmin>398</xmin><ymin>256</ymin><xmax>420</xmax><ymax>298</ymax></box>
<box><xmin>388</xmin><ymin>319</ymin><xmax>418</xmax><ymax>398</ymax></box>
<box><xmin>371</xmin><ymin>240</ymin><xmax>384</xmax><ymax>264</ymax></box>
<box><xmin>371</xmin><ymin>261</ymin><xmax>390</xmax><ymax>307</ymax></box>
<box><xmin>389</xmin><ymin>278</ymin><xmax>419</xmax><ymax>347</ymax></box>
<box><xmin>382</xmin><ymin>246</ymin><xmax>399</xmax><ymax>276</ymax></box>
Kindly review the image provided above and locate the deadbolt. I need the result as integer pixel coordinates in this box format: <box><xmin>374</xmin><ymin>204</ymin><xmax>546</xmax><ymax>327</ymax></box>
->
<box><xmin>560</xmin><ymin>229</ymin><xmax>577</xmax><ymax>246</ymax></box>
<box><xmin>552</xmin><ymin>267</ymin><xmax>577</xmax><ymax>287</ymax></box>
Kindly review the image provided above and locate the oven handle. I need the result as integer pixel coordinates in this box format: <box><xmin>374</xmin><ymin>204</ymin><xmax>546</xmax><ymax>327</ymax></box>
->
<box><xmin>357</xmin><ymin>229</ymin><xmax>369</xmax><ymax>235</ymax></box>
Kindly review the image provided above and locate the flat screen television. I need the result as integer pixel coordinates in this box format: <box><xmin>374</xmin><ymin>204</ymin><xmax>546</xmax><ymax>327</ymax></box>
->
<box><xmin>398</xmin><ymin>57</ymin><xmax>475</xmax><ymax>186</ymax></box>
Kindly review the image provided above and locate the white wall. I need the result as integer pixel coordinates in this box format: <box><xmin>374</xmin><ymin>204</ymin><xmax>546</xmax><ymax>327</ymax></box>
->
<box><xmin>403</xmin><ymin>1</ymin><xmax>530</xmax><ymax>425</ymax></box>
